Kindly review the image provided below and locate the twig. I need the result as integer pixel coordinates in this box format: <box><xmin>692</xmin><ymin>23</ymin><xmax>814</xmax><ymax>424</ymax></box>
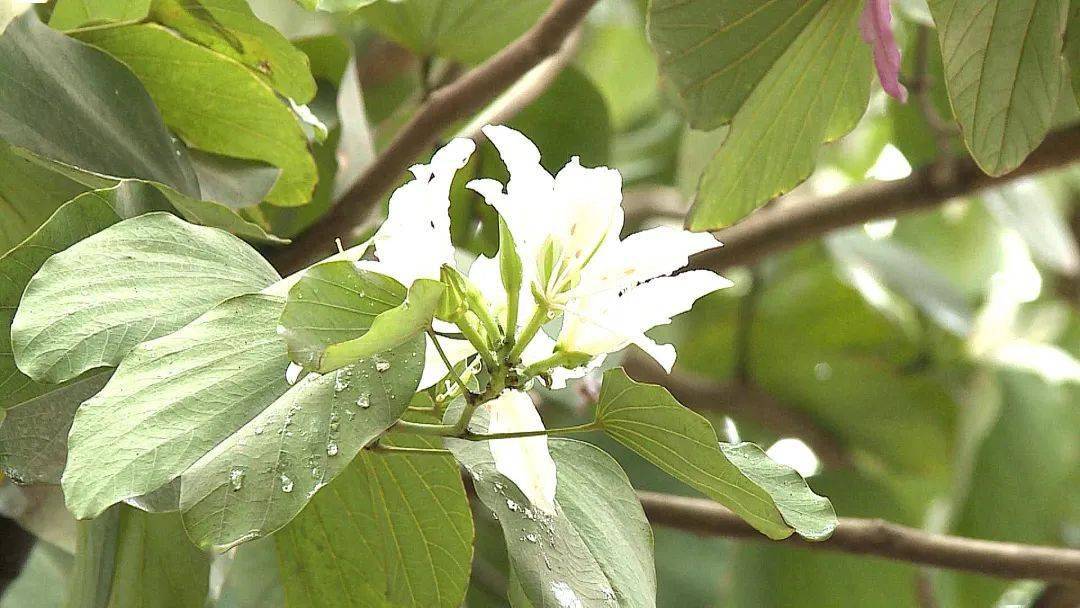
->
<box><xmin>693</xmin><ymin>124</ymin><xmax>1080</xmax><ymax>272</ymax></box>
<box><xmin>621</xmin><ymin>351</ymin><xmax>851</xmax><ymax>469</ymax></box>
<box><xmin>268</xmin><ymin>0</ymin><xmax>600</xmax><ymax>274</ymax></box>
<box><xmin>637</xmin><ymin>491</ymin><xmax>1080</xmax><ymax>584</ymax></box>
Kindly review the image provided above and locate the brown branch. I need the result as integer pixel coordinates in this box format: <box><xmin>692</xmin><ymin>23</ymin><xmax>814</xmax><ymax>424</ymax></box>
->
<box><xmin>269</xmin><ymin>0</ymin><xmax>600</xmax><ymax>274</ymax></box>
<box><xmin>621</xmin><ymin>352</ymin><xmax>851</xmax><ymax>469</ymax></box>
<box><xmin>637</xmin><ymin>491</ymin><xmax>1080</xmax><ymax>584</ymax></box>
<box><xmin>693</xmin><ymin>123</ymin><xmax>1080</xmax><ymax>272</ymax></box>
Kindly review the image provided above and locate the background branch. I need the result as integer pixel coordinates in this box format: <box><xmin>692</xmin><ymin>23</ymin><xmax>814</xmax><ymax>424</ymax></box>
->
<box><xmin>637</xmin><ymin>491</ymin><xmax>1080</xmax><ymax>584</ymax></box>
<box><xmin>692</xmin><ymin>123</ymin><xmax>1080</xmax><ymax>272</ymax></box>
<box><xmin>268</xmin><ymin>0</ymin><xmax>600</xmax><ymax>274</ymax></box>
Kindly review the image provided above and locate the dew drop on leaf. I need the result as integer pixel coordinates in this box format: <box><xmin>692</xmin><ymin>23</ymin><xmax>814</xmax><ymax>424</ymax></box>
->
<box><xmin>280</xmin><ymin>474</ymin><xmax>294</xmax><ymax>493</ymax></box>
<box><xmin>326</xmin><ymin>442</ymin><xmax>339</xmax><ymax>457</ymax></box>
<box><xmin>375</xmin><ymin>358</ymin><xmax>391</xmax><ymax>373</ymax></box>
<box><xmin>356</xmin><ymin>393</ymin><xmax>370</xmax><ymax>409</ymax></box>
<box><xmin>229</xmin><ymin>467</ymin><xmax>245</xmax><ymax>491</ymax></box>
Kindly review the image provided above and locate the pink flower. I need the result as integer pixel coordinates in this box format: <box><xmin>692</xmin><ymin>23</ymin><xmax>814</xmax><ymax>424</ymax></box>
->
<box><xmin>860</xmin><ymin>0</ymin><xmax>908</xmax><ymax>103</ymax></box>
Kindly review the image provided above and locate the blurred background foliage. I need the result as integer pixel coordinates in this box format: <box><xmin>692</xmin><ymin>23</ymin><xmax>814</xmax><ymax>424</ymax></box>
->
<box><xmin>1</xmin><ymin>0</ymin><xmax>1078</xmax><ymax>606</ymax></box>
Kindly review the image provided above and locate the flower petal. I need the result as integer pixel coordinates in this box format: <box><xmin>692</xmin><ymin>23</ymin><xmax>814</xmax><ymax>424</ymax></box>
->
<box><xmin>859</xmin><ymin>0</ymin><xmax>907</xmax><ymax>103</ymax></box>
<box><xmin>486</xmin><ymin>390</ymin><xmax>558</xmax><ymax>514</ymax></box>
<box><xmin>418</xmin><ymin>334</ymin><xmax>476</xmax><ymax>390</ymax></box>
<box><xmin>558</xmin><ymin>270</ymin><xmax>732</xmax><ymax>369</ymax></box>
<box><xmin>581</xmin><ymin>226</ymin><xmax>722</xmax><ymax>296</ymax></box>
<box><xmin>551</xmin><ymin>157</ymin><xmax>625</xmax><ymax>264</ymax></box>
<box><xmin>373</xmin><ymin>137</ymin><xmax>475</xmax><ymax>286</ymax></box>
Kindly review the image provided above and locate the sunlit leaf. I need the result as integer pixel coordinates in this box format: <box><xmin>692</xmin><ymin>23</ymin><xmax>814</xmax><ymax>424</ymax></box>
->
<box><xmin>276</xmin><ymin>434</ymin><xmax>472</xmax><ymax>607</ymax></box>
<box><xmin>78</xmin><ymin>23</ymin><xmax>316</xmax><ymax>206</ymax></box>
<box><xmin>929</xmin><ymin>0</ymin><xmax>1067</xmax><ymax>175</ymax></box>
<box><xmin>48</xmin><ymin>0</ymin><xmax>150</xmax><ymax>30</ymax></box>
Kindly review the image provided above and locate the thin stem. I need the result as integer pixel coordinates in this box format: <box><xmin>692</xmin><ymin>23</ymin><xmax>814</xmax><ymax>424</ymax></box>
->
<box><xmin>371</xmin><ymin>444</ymin><xmax>450</xmax><ymax>456</ymax></box>
<box><xmin>463</xmin><ymin>422</ymin><xmax>597</xmax><ymax>441</ymax></box>
<box><xmin>392</xmin><ymin>420</ymin><xmax>458</xmax><ymax>436</ymax></box>
<box><xmin>455</xmin><ymin>317</ymin><xmax>499</xmax><ymax>369</ymax></box>
<box><xmin>508</xmin><ymin>303</ymin><xmax>549</xmax><ymax>361</ymax></box>
<box><xmin>427</xmin><ymin>329</ymin><xmax>471</xmax><ymax>395</ymax></box>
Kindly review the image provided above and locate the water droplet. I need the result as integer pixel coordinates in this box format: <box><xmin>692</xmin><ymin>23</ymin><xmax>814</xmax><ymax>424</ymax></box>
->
<box><xmin>326</xmin><ymin>442</ymin><xmax>339</xmax><ymax>457</ymax></box>
<box><xmin>229</xmin><ymin>468</ymin><xmax>245</xmax><ymax>491</ymax></box>
<box><xmin>375</xmin><ymin>359</ymin><xmax>391</xmax><ymax>373</ymax></box>
<box><xmin>285</xmin><ymin>362</ymin><xmax>303</xmax><ymax>385</ymax></box>
<box><xmin>524</xmin><ymin>533</ymin><xmax>538</xmax><ymax>543</ymax></box>
<box><xmin>280</xmin><ymin>474</ymin><xmax>294</xmax><ymax>493</ymax></box>
<box><xmin>253</xmin><ymin>425</ymin><xmax>264</xmax><ymax>435</ymax></box>
<box><xmin>550</xmin><ymin>581</ymin><xmax>583</xmax><ymax>608</ymax></box>
<box><xmin>356</xmin><ymin>393</ymin><xmax>370</xmax><ymax>409</ymax></box>
<box><xmin>601</xmin><ymin>587</ymin><xmax>616</xmax><ymax>602</ymax></box>
<box><xmin>506</xmin><ymin>499</ymin><xmax>519</xmax><ymax>512</ymax></box>
<box><xmin>814</xmin><ymin>361</ymin><xmax>832</xmax><ymax>381</ymax></box>
<box><xmin>333</xmin><ymin>370</ymin><xmax>348</xmax><ymax>393</ymax></box>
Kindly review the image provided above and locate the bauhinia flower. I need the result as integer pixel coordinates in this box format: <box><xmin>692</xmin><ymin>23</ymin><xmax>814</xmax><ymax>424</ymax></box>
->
<box><xmin>321</xmin><ymin>125</ymin><xmax>732</xmax><ymax>513</ymax></box>
<box><xmin>468</xmin><ymin>125</ymin><xmax>732</xmax><ymax>373</ymax></box>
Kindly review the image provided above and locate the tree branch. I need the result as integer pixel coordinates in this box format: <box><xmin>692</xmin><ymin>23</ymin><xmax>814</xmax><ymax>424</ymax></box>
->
<box><xmin>621</xmin><ymin>351</ymin><xmax>852</xmax><ymax>469</ymax></box>
<box><xmin>268</xmin><ymin>0</ymin><xmax>600</xmax><ymax>274</ymax></box>
<box><xmin>637</xmin><ymin>491</ymin><xmax>1080</xmax><ymax>583</ymax></box>
<box><xmin>693</xmin><ymin>123</ymin><xmax>1080</xmax><ymax>272</ymax></box>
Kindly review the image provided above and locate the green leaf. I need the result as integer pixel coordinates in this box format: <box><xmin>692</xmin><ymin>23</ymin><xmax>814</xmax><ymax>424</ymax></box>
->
<box><xmin>67</xmin><ymin>506</ymin><xmax>210</xmax><ymax>608</ymax></box>
<box><xmin>0</xmin><ymin>13</ymin><xmax>199</xmax><ymax>196</ymax></box>
<box><xmin>78</xmin><ymin>24</ymin><xmax>316</xmax><ymax>206</ymax></box>
<box><xmin>354</xmin><ymin>0</ymin><xmax>548</xmax><ymax>64</ymax></box>
<box><xmin>659</xmin><ymin>0</ymin><xmax>871</xmax><ymax>229</ymax></box>
<box><xmin>1067</xmin><ymin>2</ymin><xmax>1080</xmax><ymax>106</ymax></box>
<box><xmin>594</xmin><ymin>367</ymin><xmax>797</xmax><ymax>540</ymax></box>
<box><xmin>280</xmin><ymin>261</ymin><xmax>444</xmax><ymax>373</ymax></box>
<box><xmin>0</xmin><ymin>373</ymin><xmax>111</xmax><ymax>485</ymax></box>
<box><xmin>276</xmin><ymin>435</ymin><xmax>473</xmax><ymax>607</ymax></box>
<box><xmin>718</xmin><ymin>442</ymin><xmax>836</xmax><ymax>541</ymax></box>
<box><xmin>180</xmin><ymin>333</ymin><xmax>424</xmax><ymax>550</ymax></box>
<box><xmin>929</xmin><ymin>0</ymin><xmax>1068</xmax><ymax>176</ymax></box>
<box><xmin>60</xmin><ymin>291</ymin><xmax>425</xmax><ymax>549</ymax></box>
<box><xmin>49</xmin><ymin>0</ymin><xmax>151</xmax><ymax>30</ymax></box>
<box><xmin>447</xmin><ymin>424</ymin><xmax>656</xmax><ymax>608</ymax></box>
<box><xmin>23</xmin><ymin>149</ymin><xmax>286</xmax><ymax>243</ymax></box>
<box><xmin>0</xmin><ymin>142</ymin><xmax>92</xmax><ymax>255</ymax></box>
<box><xmin>188</xmin><ymin>150</ymin><xmax>281</xmax><ymax>209</ymax></box>
<box><xmin>12</xmin><ymin>211</ymin><xmax>279</xmax><ymax>384</ymax></box>
<box><xmin>0</xmin><ymin>194</ymin><xmax>119</xmax><ymax>410</ymax></box>
<box><xmin>149</xmin><ymin>0</ymin><xmax>316</xmax><ymax>102</ymax></box>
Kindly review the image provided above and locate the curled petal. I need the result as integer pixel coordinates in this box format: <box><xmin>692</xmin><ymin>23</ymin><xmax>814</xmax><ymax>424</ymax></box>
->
<box><xmin>486</xmin><ymin>390</ymin><xmax>558</xmax><ymax>514</ymax></box>
<box><xmin>860</xmin><ymin>0</ymin><xmax>908</xmax><ymax>103</ymax></box>
<box><xmin>374</xmin><ymin>138</ymin><xmax>475</xmax><ymax>286</ymax></box>
<box><xmin>583</xmin><ymin>226</ymin><xmax>722</xmax><ymax>295</ymax></box>
<box><xmin>551</xmin><ymin>157</ymin><xmax>625</xmax><ymax>261</ymax></box>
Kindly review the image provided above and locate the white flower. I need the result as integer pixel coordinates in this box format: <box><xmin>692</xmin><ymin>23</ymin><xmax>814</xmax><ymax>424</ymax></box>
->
<box><xmin>485</xmin><ymin>389</ymin><xmax>557</xmax><ymax>514</ymax></box>
<box><xmin>468</xmin><ymin>125</ymin><xmax>732</xmax><ymax>372</ymax></box>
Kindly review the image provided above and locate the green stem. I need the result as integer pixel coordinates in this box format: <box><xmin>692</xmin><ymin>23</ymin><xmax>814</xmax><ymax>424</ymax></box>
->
<box><xmin>463</xmin><ymin>422</ymin><xmax>598</xmax><ymax>441</ymax></box>
<box><xmin>427</xmin><ymin>329</ymin><xmax>471</xmax><ymax>395</ymax></box>
<box><xmin>392</xmin><ymin>420</ymin><xmax>458</xmax><ymax>436</ymax></box>
<box><xmin>371</xmin><ymin>444</ymin><xmax>450</xmax><ymax>456</ymax></box>
<box><xmin>508</xmin><ymin>304</ymin><xmax>549</xmax><ymax>362</ymax></box>
<box><xmin>522</xmin><ymin>353</ymin><xmax>563</xmax><ymax>378</ymax></box>
<box><xmin>456</xmin><ymin>315</ymin><xmax>499</xmax><ymax>369</ymax></box>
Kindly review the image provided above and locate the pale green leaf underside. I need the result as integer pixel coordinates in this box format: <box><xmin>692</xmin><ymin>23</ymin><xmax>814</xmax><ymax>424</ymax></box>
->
<box><xmin>929</xmin><ymin>0</ymin><xmax>1067</xmax><ymax>176</ymax></box>
<box><xmin>0</xmin><ymin>13</ymin><xmax>199</xmax><ymax>196</ymax></box>
<box><xmin>12</xmin><ymin>212</ymin><xmax>280</xmax><ymax>384</ymax></box>
<box><xmin>446</xmin><ymin>403</ymin><xmax>656</xmax><ymax>608</ymax></box>
<box><xmin>150</xmin><ymin>0</ymin><xmax>317</xmax><ymax>102</ymax></box>
<box><xmin>594</xmin><ymin>368</ymin><xmax>794</xmax><ymax>540</ymax></box>
<box><xmin>180</xmin><ymin>334</ymin><xmax>424</xmax><ymax>550</ymax></box>
<box><xmin>648</xmin><ymin>0</ymin><xmax>826</xmax><ymax>130</ymax></box>
<box><xmin>0</xmin><ymin>194</ymin><xmax>119</xmax><ymax>411</ymax></box>
<box><xmin>78</xmin><ymin>24</ymin><xmax>317</xmax><ymax>206</ymax></box>
<box><xmin>687</xmin><ymin>0</ymin><xmax>871</xmax><ymax>229</ymax></box>
<box><xmin>276</xmin><ymin>435</ymin><xmax>473</xmax><ymax>608</ymax></box>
